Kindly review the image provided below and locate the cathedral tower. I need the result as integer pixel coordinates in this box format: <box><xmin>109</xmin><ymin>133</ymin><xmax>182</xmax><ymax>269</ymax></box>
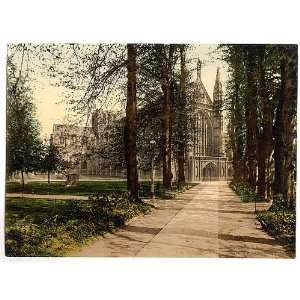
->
<box><xmin>197</xmin><ymin>59</ymin><xmax>202</xmax><ymax>81</ymax></box>
<box><xmin>213</xmin><ymin>67</ymin><xmax>223</xmax><ymax>155</ymax></box>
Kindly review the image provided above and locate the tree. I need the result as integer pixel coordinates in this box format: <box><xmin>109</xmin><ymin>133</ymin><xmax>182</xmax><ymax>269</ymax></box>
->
<box><xmin>125</xmin><ymin>44</ymin><xmax>139</xmax><ymax>200</ymax></box>
<box><xmin>244</xmin><ymin>45</ymin><xmax>259</xmax><ymax>191</ymax></box>
<box><xmin>40</xmin><ymin>141</ymin><xmax>65</xmax><ymax>183</ymax></box>
<box><xmin>220</xmin><ymin>45</ymin><xmax>247</xmax><ymax>184</ymax></box>
<box><xmin>256</xmin><ymin>45</ymin><xmax>276</xmax><ymax>200</ymax></box>
<box><xmin>155</xmin><ymin>44</ymin><xmax>177</xmax><ymax>189</ymax></box>
<box><xmin>6</xmin><ymin>59</ymin><xmax>42</xmax><ymax>188</ymax></box>
<box><xmin>273</xmin><ymin>45</ymin><xmax>297</xmax><ymax>205</ymax></box>
<box><xmin>176</xmin><ymin>45</ymin><xmax>188</xmax><ymax>187</ymax></box>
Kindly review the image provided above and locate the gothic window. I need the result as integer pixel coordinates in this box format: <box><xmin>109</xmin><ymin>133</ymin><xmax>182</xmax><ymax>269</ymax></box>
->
<box><xmin>193</xmin><ymin>111</ymin><xmax>213</xmax><ymax>156</ymax></box>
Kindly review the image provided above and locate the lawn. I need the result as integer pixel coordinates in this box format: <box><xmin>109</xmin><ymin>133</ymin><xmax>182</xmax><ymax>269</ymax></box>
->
<box><xmin>6</xmin><ymin>180</ymin><xmax>159</xmax><ymax>197</ymax></box>
<box><xmin>6</xmin><ymin>180</ymin><xmax>196</xmax><ymax>198</ymax></box>
<box><xmin>5</xmin><ymin>195</ymin><xmax>151</xmax><ymax>257</ymax></box>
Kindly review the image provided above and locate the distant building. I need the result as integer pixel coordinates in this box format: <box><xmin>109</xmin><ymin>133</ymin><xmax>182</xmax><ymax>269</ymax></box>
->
<box><xmin>50</xmin><ymin>110</ymin><xmax>126</xmax><ymax>177</ymax></box>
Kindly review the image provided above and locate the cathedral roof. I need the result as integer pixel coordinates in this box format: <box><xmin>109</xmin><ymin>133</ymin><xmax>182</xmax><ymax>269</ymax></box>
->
<box><xmin>190</xmin><ymin>59</ymin><xmax>212</xmax><ymax>105</ymax></box>
<box><xmin>190</xmin><ymin>80</ymin><xmax>212</xmax><ymax>105</ymax></box>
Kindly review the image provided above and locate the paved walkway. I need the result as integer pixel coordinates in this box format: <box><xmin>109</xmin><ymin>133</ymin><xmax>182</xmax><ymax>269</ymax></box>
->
<box><xmin>71</xmin><ymin>182</ymin><xmax>290</xmax><ymax>258</ymax></box>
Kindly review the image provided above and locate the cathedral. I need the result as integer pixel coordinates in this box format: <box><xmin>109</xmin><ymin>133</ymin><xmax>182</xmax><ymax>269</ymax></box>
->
<box><xmin>186</xmin><ymin>60</ymin><xmax>230</xmax><ymax>181</ymax></box>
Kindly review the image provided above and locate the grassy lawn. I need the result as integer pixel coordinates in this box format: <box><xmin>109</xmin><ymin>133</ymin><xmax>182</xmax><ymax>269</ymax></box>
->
<box><xmin>6</xmin><ymin>180</ymin><xmax>197</xmax><ymax>198</ymax></box>
<box><xmin>5</xmin><ymin>196</ymin><xmax>151</xmax><ymax>257</ymax></box>
<box><xmin>6</xmin><ymin>180</ymin><xmax>156</xmax><ymax>197</ymax></box>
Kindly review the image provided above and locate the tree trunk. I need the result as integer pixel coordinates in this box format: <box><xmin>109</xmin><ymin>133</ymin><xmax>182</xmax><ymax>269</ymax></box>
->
<box><xmin>177</xmin><ymin>45</ymin><xmax>187</xmax><ymax>187</ymax></box>
<box><xmin>257</xmin><ymin>45</ymin><xmax>273</xmax><ymax>200</ymax></box>
<box><xmin>150</xmin><ymin>158</ymin><xmax>155</xmax><ymax>199</ymax></box>
<box><xmin>156</xmin><ymin>44</ymin><xmax>174</xmax><ymax>189</ymax></box>
<box><xmin>266</xmin><ymin>157</ymin><xmax>272</xmax><ymax>200</ymax></box>
<box><xmin>257</xmin><ymin>134</ymin><xmax>266</xmax><ymax>199</ymax></box>
<box><xmin>273</xmin><ymin>45</ymin><xmax>297</xmax><ymax>204</ymax></box>
<box><xmin>48</xmin><ymin>171</ymin><xmax>50</xmax><ymax>184</ymax></box>
<box><xmin>125</xmin><ymin>44</ymin><xmax>139</xmax><ymax>200</ymax></box>
<box><xmin>21</xmin><ymin>170</ymin><xmax>25</xmax><ymax>190</ymax></box>
<box><xmin>245</xmin><ymin>46</ymin><xmax>258</xmax><ymax>191</ymax></box>
<box><xmin>231</xmin><ymin>79</ymin><xmax>245</xmax><ymax>184</ymax></box>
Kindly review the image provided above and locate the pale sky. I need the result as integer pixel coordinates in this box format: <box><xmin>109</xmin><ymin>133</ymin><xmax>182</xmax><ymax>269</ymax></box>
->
<box><xmin>9</xmin><ymin>44</ymin><xmax>228</xmax><ymax>139</ymax></box>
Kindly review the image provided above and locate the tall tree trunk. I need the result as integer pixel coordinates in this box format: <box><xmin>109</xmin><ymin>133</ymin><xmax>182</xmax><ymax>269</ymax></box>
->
<box><xmin>231</xmin><ymin>78</ymin><xmax>245</xmax><ymax>184</ymax></box>
<box><xmin>156</xmin><ymin>45</ymin><xmax>174</xmax><ymax>189</ymax></box>
<box><xmin>125</xmin><ymin>44</ymin><xmax>139</xmax><ymax>200</ymax></box>
<box><xmin>245</xmin><ymin>46</ymin><xmax>258</xmax><ymax>191</ymax></box>
<box><xmin>177</xmin><ymin>45</ymin><xmax>187</xmax><ymax>187</ymax></box>
<box><xmin>257</xmin><ymin>45</ymin><xmax>273</xmax><ymax>200</ymax></box>
<box><xmin>273</xmin><ymin>45</ymin><xmax>297</xmax><ymax>204</ymax></box>
<box><xmin>48</xmin><ymin>171</ymin><xmax>50</xmax><ymax>184</ymax></box>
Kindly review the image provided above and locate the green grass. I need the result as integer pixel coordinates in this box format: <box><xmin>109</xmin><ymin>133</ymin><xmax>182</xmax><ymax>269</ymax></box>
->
<box><xmin>6</xmin><ymin>180</ymin><xmax>128</xmax><ymax>195</ymax></box>
<box><xmin>5</xmin><ymin>195</ymin><xmax>152</xmax><ymax>257</ymax></box>
<box><xmin>6</xmin><ymin>180</ymin><xmax>155</xmax><ymax>197</ymax></box>
<box><xmin>6</xmin><ymin>180</ymin><xmax>197</xmax><ymax>198</ymax></box>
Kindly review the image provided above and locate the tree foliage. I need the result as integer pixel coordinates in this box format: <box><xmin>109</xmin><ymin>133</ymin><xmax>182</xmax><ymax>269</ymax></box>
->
<box><xmin>6</xmin><ymin>57</ymin><xmax>42</xmax><ymax>184</ymax></box>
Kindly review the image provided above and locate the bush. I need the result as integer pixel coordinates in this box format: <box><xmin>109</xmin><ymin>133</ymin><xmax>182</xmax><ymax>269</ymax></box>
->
<box><xmin>158</xmin><ymin>183</ymin><xmax>194</xmax><ymax>199</ymax></box>
<box><xmin>229</xmin><ymin>181</ymin><xmax>263</xmax><ymax>203</ymax></box>
<box><xmin>257</xmin><ymin>194</ymin><xmax>296</xmax><ymax>255</ymax></box>
<box><xmin>257</xmin><ymin>209</ymin><xmax>296</xmax><ymax>254</ymax></box>
<box><xmin>5</xmin><ymin>193</ymin><xmax>151</xmax><ymax>257</ymax></box>
<box><xmin>257</xmin><ymin>211</ymin><xmax>296</xmax><ymax>237</ymax></box>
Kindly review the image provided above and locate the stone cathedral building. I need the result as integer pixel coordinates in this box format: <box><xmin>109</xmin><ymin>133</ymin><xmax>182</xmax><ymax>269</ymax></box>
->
<box><xmin>186</xmin><ymin>60</ymin><xmax>230</xmax><ymax>181</ymax></box>
<box><xmin>51</xmin><ymin>60</ymin><xmax>230</xmax><ymax>182</ymax></box>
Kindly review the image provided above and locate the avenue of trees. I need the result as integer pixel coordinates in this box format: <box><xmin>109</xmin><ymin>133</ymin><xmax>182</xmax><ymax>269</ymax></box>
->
<box><xmin>222</xmin><ymin>44</ymin><xmax>297</xmax><ymax>207</ymax></box>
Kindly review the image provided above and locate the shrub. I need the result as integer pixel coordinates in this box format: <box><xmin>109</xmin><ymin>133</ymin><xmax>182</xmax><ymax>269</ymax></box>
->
<box><xmin>257</xmin><ymin>209</ymin><xmax>296</xmax><ymax>255</ymax></box>
<box><xmin>257</xmin><ymin>194</ymin><xmax>296</xmax><ymax>255</ymax></box>
<box><xmin>230</xmin><ymin>181</ymin><xmax>263</xmax><ymax>203</ymax></box>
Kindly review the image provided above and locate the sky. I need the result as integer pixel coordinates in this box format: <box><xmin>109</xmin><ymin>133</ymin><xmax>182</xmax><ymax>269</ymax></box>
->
<box><xmin>9</xmin><ymin>44</ymin><xmax>228</xmax><ymax>139</ymax></box>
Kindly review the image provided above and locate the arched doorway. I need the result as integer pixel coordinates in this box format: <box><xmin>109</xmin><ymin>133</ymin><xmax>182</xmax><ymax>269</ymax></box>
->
<box><xmin>202</xmin><ymin>163</ymin><xmax>217</xmax><ymax>181</ymax></box>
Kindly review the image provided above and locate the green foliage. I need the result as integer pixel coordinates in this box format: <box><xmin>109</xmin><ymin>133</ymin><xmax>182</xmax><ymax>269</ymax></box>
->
<box><xmin>6</xmin><ymin>194</ymin><xmax>151</xmax><ymax>257</ymax></box>
<box><xmin>269</xmin><ymin>194</ymin><xmax>287</xmax><ymax>212</ymax></box>
<box><xmin>257</xmin><ymin>208</ymin><xmax>296</xmax><ymax>254</ymax></box>
<box><xmin>40</xmin><ymin>142</ymin><xmax>66</xmax><ymax>175</ymax></box>
<box><xmin>6</xmin><ymin>59</ymin><xmax>42</xmax><ymax>178</ymax></box>
<box><xmin>229</xmin><ymin>181</ymin><xmax>263</xmax><ymax>203</ymax></box>
<box><xmin>157</xmin><ymin>183</ymin><xmax>196</xmax><ymax>199</ymax></box>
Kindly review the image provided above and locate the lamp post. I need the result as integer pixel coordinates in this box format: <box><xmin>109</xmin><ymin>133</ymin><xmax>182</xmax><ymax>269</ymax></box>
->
<box><xmin>149</xmin><ymin>140</ymin><xmax>156</xmax><ymax>199</ymax></box>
